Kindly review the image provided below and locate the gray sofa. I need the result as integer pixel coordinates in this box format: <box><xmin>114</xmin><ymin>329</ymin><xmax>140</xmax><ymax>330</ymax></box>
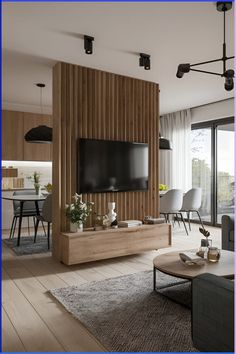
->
<box><xmin>192</xmin><ymin>273</ymin><xmax>234</xmax><ymax>352</ymax></box>
<box><xmin>222</xmin><ymin>215</ymin><xmax>234</xmax><ymax>251</ymax></box>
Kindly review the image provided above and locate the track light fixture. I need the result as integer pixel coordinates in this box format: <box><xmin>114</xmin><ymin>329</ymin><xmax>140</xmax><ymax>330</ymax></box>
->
<box><xmin>84</xmin><ymin>35</ymin><xmax>94</xmax><ymax>54</ymax></box>
<box><xmin>176</xmin><ymin>2</ymin><xmax>234</xmax><ymax>91</ymax></box>
<box><xmin>139</xmin><ymin>53</ymin><xmax>151</xmax><ymax>70</ymax></box>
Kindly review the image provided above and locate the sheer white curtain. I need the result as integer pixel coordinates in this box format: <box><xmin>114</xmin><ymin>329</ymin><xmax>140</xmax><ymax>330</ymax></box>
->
<box><xmin>159</xmin><ymin>109</ymin><xmax>192</xmax><ymax>192</ymax></box>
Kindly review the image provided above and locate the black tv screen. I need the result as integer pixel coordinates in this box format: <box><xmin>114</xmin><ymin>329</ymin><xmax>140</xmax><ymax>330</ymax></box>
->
<box><xmin>78</xmin><ymin>139</ymin><xmax>148</xmax><ymax>193</ymax></box>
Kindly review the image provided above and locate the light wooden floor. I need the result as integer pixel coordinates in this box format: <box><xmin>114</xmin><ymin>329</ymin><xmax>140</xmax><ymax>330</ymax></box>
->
<box><xmin>2</xmin><ymin>223</ymin><xmax>221</xmax><ymax>352</ymax></box>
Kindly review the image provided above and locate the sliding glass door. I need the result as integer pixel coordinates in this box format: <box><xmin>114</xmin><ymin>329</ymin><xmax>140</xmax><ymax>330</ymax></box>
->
<box><xmin>191</xmin><ymin>128</ymin><xmax>212</xmax><ymax>222</ymax></box>
<box><xmin>191</xmin><ymin>117</ymin><xmax>234</xmax><ymax>226</ymax></box>
<box><xmin>216</xmin><ymin>123</ymin><xmax>234</xmax><ymax>224</ymax></box>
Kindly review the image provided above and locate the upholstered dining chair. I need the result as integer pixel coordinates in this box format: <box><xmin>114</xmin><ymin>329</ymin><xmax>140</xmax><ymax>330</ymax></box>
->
<box><xmin>34</xmin><ymin>194</ymin><xmax>52</xmax><ymax>249</ymax></box>
<box><xmin>10</xmin><ymin>190</ymin><xmax>45</xmax><ymax>239</ymax></box>
<box><xmin>160</xmin><ymin>189</ymin><xmax>188</xmax><ymax>235</ymax></box>
<box><xmin>180</xmin><ymin>188</ymin><xmax>204</xmax><ymax>231</ymax></box>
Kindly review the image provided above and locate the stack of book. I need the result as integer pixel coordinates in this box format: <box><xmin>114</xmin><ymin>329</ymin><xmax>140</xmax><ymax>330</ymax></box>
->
<box><xmin>118</xmin><ymin>220</ymin><xmax>143</xmax><ymax>228</ymax></box>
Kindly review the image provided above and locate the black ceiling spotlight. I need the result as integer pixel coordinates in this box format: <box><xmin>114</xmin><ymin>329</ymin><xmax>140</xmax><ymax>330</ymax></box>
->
<box><xmin>139</xmin><ymin>53</ymin><xmax>151</xmax><ymax>70</ymax></box>
<box><xmin>24</xmin><ymin>83</ymin><xmax>53</xmax><ymax>144</ymax></box>
<box><xmin>84</xmin><ymin>35</ymin><xmax>94</xmax><ymax>54</ymax></box>
<box><xmin>159</xmin><ymin>134</ymin><xmax>172</xmax><ymax>150</ymax></box>
<box><xmin>176</xmin><ymin>2</ymin><xmax>234</xmax><ymax>91</ymax></box>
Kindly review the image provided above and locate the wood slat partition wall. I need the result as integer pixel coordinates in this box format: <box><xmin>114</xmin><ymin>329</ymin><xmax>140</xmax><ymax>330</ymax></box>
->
<box><xmin>52</xmin><ymin>62</ymin><xmax>160</xmax><ymax>261</ymax></box>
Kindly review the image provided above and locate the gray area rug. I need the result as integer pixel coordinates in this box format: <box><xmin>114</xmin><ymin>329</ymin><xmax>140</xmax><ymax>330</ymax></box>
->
<box><xmin>3</xmin><ymin>235</ymin><xmax>50</xmax><ymax>255</ymax></box>
<box><xmin>50</xmin><ymin>270</ymin><xmax>197</xmax><ymax>352</ymax></box>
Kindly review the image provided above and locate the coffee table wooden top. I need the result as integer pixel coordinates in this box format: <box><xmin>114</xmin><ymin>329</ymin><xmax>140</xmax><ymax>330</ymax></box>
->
<box><xmin>153</xmin><ymin>250</ymin><xmax>234</xmax><ymax>280</ymax></box>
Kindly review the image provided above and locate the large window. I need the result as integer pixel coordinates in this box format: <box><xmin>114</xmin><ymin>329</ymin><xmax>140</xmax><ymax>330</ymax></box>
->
<box><xmin>191</xmin><ymin>117</ymin><xmax>234</xmax><ymax>226</ymax></box>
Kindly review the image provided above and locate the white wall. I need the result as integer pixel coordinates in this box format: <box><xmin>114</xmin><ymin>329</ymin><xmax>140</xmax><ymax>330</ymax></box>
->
<box><xmin>191</xmin><ymin>98</ymin><xmax>234</xmax><ymax>124</ymax></box>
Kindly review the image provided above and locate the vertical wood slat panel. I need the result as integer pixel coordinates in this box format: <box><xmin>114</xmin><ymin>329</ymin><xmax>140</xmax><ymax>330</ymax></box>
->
<box><xmin>53</xmin><ymin>62</ymin><xmax>159</xmax><ymax>261</ymax></box>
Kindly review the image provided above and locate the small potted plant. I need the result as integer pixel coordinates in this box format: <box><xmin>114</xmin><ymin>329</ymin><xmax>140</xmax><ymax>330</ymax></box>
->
<box><xmin>159</xmin><ymin>183</ymin><xmax>168</xmax><ymax>191</ymax></box>
<box><xmin>66</xmin><ymin>193</ymin><xmax>94</xmax><ymax>232</ymax></box>
<box><xmin>28</xmin><ymin>171</ymin><xmax>41</xmax><ymax>195</ymax></box>
<box><xmin>44</xmin><ymin>183</ymin><xmax>52</xmax><ymax>193</ymax></box>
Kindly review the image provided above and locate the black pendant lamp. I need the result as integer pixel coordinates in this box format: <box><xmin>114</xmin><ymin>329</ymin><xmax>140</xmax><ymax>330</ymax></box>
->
<box><xmin>24</xmin><ymin>83</ymin><xmax>53</xmax><ymax>143</ymax></box>
<box><xmin>159</xmin><ymin>134</ymin><xmax>172</xmax><ymax>150</ymax></box>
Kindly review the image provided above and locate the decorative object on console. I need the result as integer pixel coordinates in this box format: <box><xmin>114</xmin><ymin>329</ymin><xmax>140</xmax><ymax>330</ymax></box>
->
<box><xmin>24</xmin><ymin>83</ymin><xmax>53</xmax><ymax>143</ymax></box>
<box><xmin>176</xmin><ymin>2</ymin><xmax>234</xmax><ymax>91</ymax></box>
<box><xmin>107</xmin><ymin>202</ymin><xmax>117</xmax><ymax>225</ymax></box>
<box><xmin>144</xmin><ymin>216</ymin><xmax>165</xmax><ymax>224</ymax></box>
<box><xmin>27</xmin><ymin>171</ymin><xmax>42</xmax><ymax>195</ymax></box>
<box><xmin>66</xmin><ymin>193</ymin><xmax>94</xmax><ymax>233</ymax></box>
<box><xmin>118</xmin><ymin>220</ymin><xmax>142</xmax><ymax>228</ymax></box>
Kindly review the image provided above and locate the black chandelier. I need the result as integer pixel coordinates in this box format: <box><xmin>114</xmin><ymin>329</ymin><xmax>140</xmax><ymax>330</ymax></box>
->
<box><xmin>176</xmin><ymin>2</ymin><xmax>234</xmax><ymax>91</ymax></box>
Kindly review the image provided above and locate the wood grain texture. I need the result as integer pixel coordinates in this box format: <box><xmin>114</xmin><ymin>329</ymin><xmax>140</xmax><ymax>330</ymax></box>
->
<box><xmin>53</xmin><ymin>62</ymin><xmax>160</xmax><ymax>262</ymax></box>
<box><xmin>2</xmin><ymin>110</ymin><xmax>24</xmax><ymax>160</ymax></box>
<box><xmin>23</xmin><ymin>112</ymin><xmax>52</xmax><ymax>161</ymax></box>
<box><xmin>2</xmin><ymin>110</ymin><xmax>52</xmax><ymax>161</ymax></box>
<box><xmin>153</xmin><ymin>250</ymin><xmax>235</xmax><ymax>280</ymax></box>
<box><xmin>61</xmin><ymin>224</ymin><xmax>171</xmax><ymax>265</ymax></box>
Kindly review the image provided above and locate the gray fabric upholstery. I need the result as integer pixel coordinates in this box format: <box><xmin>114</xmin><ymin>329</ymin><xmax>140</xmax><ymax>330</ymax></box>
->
<box><xmin>192</xmin><ymin>273</ymin><xmax>234</xmax><ymax>352</ymax></box>
<box><xmin>222</xmin><ymin>215</ymin><xmax>234</xmax><ymax>251</ymax></box>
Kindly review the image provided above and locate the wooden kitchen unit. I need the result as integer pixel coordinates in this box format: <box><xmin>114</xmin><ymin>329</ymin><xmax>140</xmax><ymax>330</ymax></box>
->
<box><xmin>61</xmin><ymin>223</ymin><xmax>172</xmax><ymax>265</ymax></box>
<box><xmin>2</xmin><ymin>110</ymin><xmax>52</xmax><ymax>161</ymax></box>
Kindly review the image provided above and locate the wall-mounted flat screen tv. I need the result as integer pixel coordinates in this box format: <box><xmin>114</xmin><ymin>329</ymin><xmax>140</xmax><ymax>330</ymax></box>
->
<box><xmin>78</xmin><ymin>138</ymin><xmax>148</xmax><ymax>193</ymax></box>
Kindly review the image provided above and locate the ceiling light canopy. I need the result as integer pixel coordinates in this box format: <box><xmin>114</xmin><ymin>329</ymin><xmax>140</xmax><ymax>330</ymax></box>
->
<box><xmin>139</xmin><ymin>53</ymin><xmax>151</xmax><ymax>70</ymax></box>
<box><xmin>176</xmin><ymin>2</ymin><xmax>234</xmax><ymax>91</ymax></box>
<box><xmin>84</xmin><ymin>35</ymin><xmax>94</xmax><ymax>54</ymax></box>
<box><xmin>24</xmin><ymin>83</ymin><xmax>52</xmax><ymax>143</ymax></box>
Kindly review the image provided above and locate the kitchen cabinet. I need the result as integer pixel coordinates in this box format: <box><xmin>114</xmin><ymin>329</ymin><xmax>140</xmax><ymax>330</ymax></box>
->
<box><xmin>2</xmin><ymin>110</ymin><xmax>24</xmax><ymax>160</ymax></box>
<box><xmin>2</xmin><ymin>110</ymin><xmax>52</xmax><ymax>161</ymax></box>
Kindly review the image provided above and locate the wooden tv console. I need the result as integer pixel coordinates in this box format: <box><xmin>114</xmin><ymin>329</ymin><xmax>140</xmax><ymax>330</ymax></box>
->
<box><xmin>61</xmin><ymin>223</ymin><xmax>172</xmax><ymax>265</ymax></box>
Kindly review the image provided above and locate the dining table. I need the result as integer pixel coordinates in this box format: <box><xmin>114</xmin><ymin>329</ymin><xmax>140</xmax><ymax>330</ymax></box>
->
<box><xmin>2</xmin><ymin>194</ymin><xmax>46</xmax><ymax>246</ymax></box>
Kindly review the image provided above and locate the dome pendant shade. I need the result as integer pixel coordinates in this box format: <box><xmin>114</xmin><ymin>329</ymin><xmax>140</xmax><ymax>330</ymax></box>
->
<box><xmin>159</xmin><ymin>137</ymin><xmax>172</xmax><ymax>150</ymax></box>
<box><xmin>24</xmin><ymin>125</ymin><xmax>52</xmax><ymax>143</ymax></box>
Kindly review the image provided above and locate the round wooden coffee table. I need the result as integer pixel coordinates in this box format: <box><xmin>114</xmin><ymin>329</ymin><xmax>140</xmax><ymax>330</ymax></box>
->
<box><xmin>153</xmin><ymin>249</ymin><xmax>234</xmax><ymax>290</ymax></box>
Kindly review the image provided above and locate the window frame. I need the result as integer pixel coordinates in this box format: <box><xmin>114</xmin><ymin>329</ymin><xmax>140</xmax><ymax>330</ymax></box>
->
<box><xmin>191</xmin><ymin>116</ymin><xmax>234</xmax><ymax>227</ymax></box>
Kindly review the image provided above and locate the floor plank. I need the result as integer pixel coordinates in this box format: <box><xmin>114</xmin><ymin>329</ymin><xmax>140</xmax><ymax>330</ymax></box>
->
<box><xmin>2</xmin><ymin>307</ymin><xmax>26</xmax><ymax>352</ymax></box>
<box><xmin>2</xmin><ymin>268</ymin><xmax>65</xmax><ymax>352</ymax></box>
<box><xmin>2</xmin><ymin>223</ymin><xmax>222</xmax><ymax>352</ymax></box>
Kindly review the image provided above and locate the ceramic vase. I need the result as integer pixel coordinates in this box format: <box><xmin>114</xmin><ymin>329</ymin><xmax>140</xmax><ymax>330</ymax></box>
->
<box><xmin>70</xmin><ymin>222</ymin><xmax>83</xmax><ymax>233</ymax></box>
<box><xmin>107</xmin><ymin>202</ymin><xmax>117</xmax><ymax>225</ymax></box>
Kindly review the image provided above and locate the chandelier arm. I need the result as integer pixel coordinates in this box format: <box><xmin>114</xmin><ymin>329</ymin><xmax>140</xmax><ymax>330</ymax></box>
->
<box><xmin>190</xmin><ymin>58</ymin><xmax>223</xmax><ymax>67</ymax></box>
<box><xmin>226</xmin><ymin>56</ymin><xmax>235</xmax><ymax>60</ymax></box>
<box><xmin>190</xmin><ymin>68</ymin><xmax>223</xmax><ymax>77</ymax></box>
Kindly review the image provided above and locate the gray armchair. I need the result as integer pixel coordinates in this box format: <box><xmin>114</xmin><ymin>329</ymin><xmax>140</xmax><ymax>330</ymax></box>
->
<box><xmin>222</xmin><ymin>215</ymin><xmax>234</xmax><ymax>251</ymax></box>
<box><xmin>192</xmin><ymin>273</ymin><xmax>234</xmax><ymax>352</ymax></box>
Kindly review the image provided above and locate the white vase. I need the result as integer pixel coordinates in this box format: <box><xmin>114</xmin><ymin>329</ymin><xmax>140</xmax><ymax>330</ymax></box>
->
<box><xmin>70</xmin><ymin>222</ymin><xmax>77</xmax><ymax>233</ymax></box>
<box><xmin>70</xmin><ymin>222</ymin><xmax>83</xmax><ymax>233</ymax></box>
<box><xmin>77</xmin><ymin>223</ymin><xmax>83</xmax><ymax>232</ymax></box>
<box><xmin>107</xmin><ymin>202</ymin><xmax>117</xmax><ymax>225</ymax></box>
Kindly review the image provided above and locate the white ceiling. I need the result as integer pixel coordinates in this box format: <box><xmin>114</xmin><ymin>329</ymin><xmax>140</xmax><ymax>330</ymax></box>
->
<box><xmin>2</xmin><ymin>2</ymin><xmax>235</xmax><ymax>115</ymax></box>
